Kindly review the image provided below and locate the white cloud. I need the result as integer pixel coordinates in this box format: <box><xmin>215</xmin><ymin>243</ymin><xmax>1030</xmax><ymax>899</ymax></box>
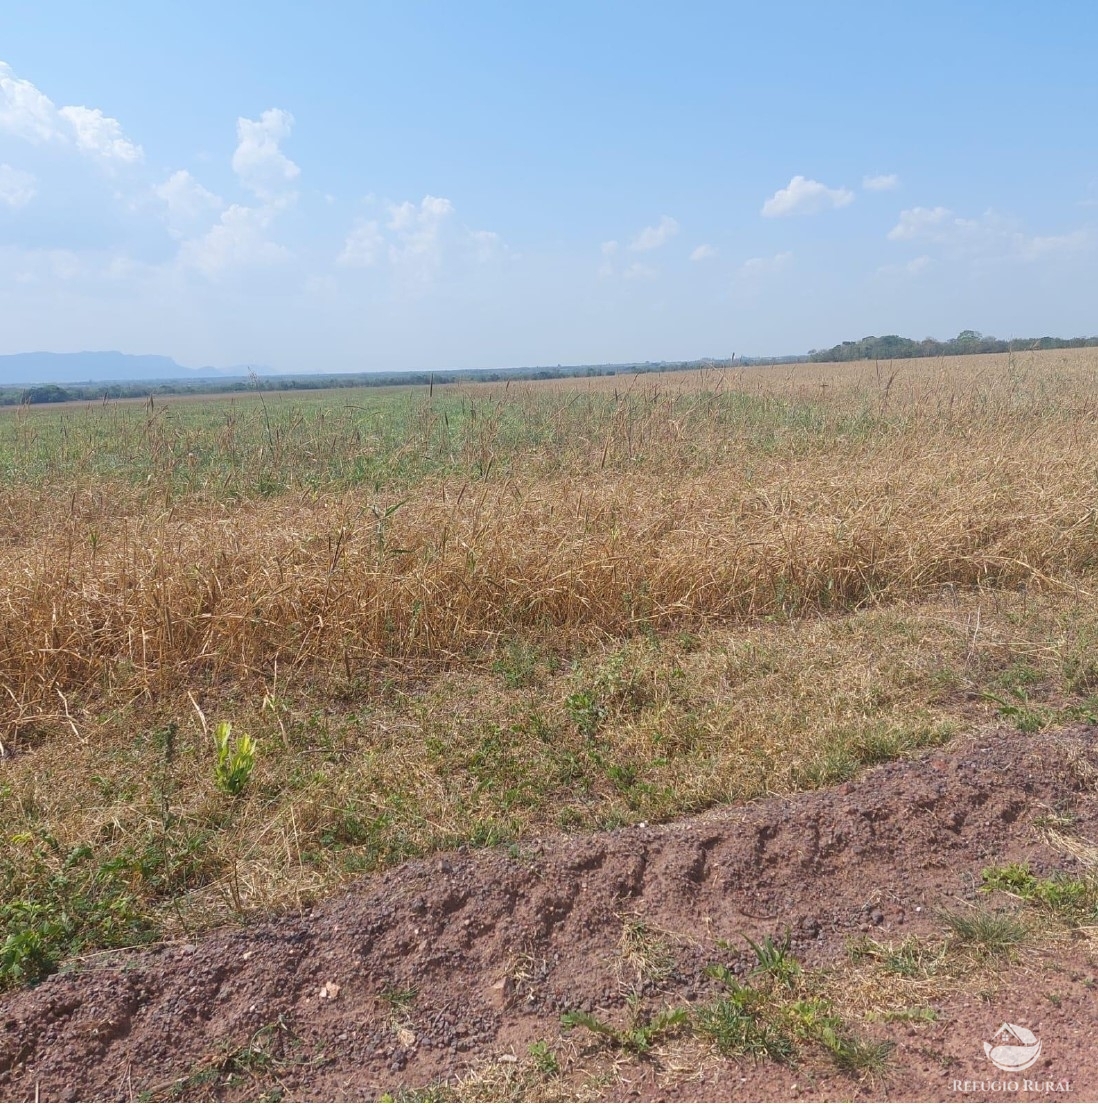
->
<box><xmin>179</xmin><ymin>203</ymin><xmax>289</xmax><ymax>277</ymax></box>
<box><xmin>1018</xmin><ymin>228</ymin><xmax>1093</xmax><ymax>260</ymax></box>
<box><xmin>887</xmin><ymin>206</ymin><xmax>951</xmax><ymax>241</ymax></box>
<box><xmin>1</xmin><ymin>61</ymin><xmax>143</xmax><ymax>166</ymax></box>
<box><xmin>863</xmin><ymin>173</ymin><xmax>899</xmax><ymax>192</ymax></box>
<box><xmin>761</xmin><ymin>176</ymin><xmax>854</xmax><ymax>217</ymax></box>
<box><xmin>624</xmin><ymin>261</ymin><xmax>658</xmax><ymax>281</ymax></box>
<box><xmin>887</xmin><ymin>204</ymin><xmax>1094</xmax><ymax>265</ymax></box>
<box><xmin>469</xmin><ymin>228</ymin><xmax>504</xmax><ymax>263</ymax></box>
<box><xmin>58</xmin><ymin>105</ymin><xmax>143</xmax><ymax>164</ymax></box>
<box><xmin>875</xmin><ymin>253</ymin><xmax>934</xmax><ymax>278</ymax></box>
<box><xmin>631</xmin><ymin>215</ymin><xmax>678</xmax><ymax>252</ymax></box>
<box><xmin>338</xmin><ymin>218</ymin><xmax>384</xmax><ymax>267</ymax></box>
<box><xmin>740</xmin><ymin>251</ymin><xmax>792</xmax><ymax>276</ymax></box>
<box><xmin>155</xmin><ymin>170</ymin><xmax>223</xmax><ymax>238</ymax></box>
<box><xmin>4</xmin><ymin>247</ymin><xmax>85</xmax><ymax>284</ymax></box>
<box><xmin>232</xmin><ymin>109</ymin><xmax>300</xmax><ymax>201</ymax></box>
<box><xmin>336</xmin><ymin>195</ymin><xmax>502</xmax><ymax>284</ymax></box>
<box><xmin>0</xmin><ymin>163</ymin><xmax>36</xmax><ymax>207</ymax></box>
<box><xmin>0</xmin><ymin>61</ymin><xmax>60</xmax><ymax>143</ymax></box>
<box><xmin>386</xmin><ymin>194</ymin><xmax>454</xmax><ymax>282</ymax></box>
<box><xmin>163</xmin><ymin>107</ymin><xmax>302</xmax><ymax>276</ymax></box>
<box><xmin>690</xmin><ymin>243</ymin><xmax>717</xmax><ymax>261</ymax></box>
<box><xmin>389</xmin><ymin>194</ymin><xmax>454</xmax><ymax>232</ymax></box>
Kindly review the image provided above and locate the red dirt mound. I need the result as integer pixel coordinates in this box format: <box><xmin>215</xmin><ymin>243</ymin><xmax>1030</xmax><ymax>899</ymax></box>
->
<box><xmin>3</xmin><ymin>725</ymin><xmax>1097</xmax><ymax>1102</ymax></box>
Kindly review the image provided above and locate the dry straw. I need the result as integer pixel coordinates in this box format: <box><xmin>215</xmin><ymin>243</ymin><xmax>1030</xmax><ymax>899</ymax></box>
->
<box><xmin>2</xmin><ymin>350</ymin><xmax>1097</xmax><ymax>739</ymax></box>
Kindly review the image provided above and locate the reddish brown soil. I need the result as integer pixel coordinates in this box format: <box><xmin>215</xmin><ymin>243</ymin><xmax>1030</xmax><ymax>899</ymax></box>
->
<box><xmin>3</xmin><ymin>725</ymin><xmax>1097</xmax><ymax>1103</ymax></box>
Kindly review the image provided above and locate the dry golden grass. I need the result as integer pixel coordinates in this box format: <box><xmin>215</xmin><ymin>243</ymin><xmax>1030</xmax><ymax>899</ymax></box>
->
<box><xmin>4</xmin><ymin>348</ymin><xmax>1098</xmax><ymax>982</ymax></box>
<box><xmin>4</xmin><ymin>352</ymin><xmax>1098</xmax><ymax>727</ymax></box>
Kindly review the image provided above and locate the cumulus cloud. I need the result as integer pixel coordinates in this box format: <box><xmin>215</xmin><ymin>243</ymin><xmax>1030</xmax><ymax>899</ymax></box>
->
<box><xmin>154</xmin><ymin>170</ymin><xmax>223</xmax><ymax>238</ymax></box>
<box><xmin>337</xmin><ymin>195</ymin><xmax>504</xmax><ymax>283</ymax></box>
<box><xmin>0</xmin><ymin>61</ymin><xmax>143</xmax><ymax>165</ymax></box>
<box><xmin>59</xmin><ymin>105</ymin><xmax>143</xmax><ymax>164</ymax></box>
<box><xmin>888</xmin><ymin>204</ymin><xmax>1094</xmax><ymax>264</ymax></box>
<box><xmin>0</xmin><ymin>163</ymin><xmax>36</xmax><ymax>207</ymax></box>
<box><xmin>388</xmin><ymin>194</ymin><xmax>453</xmax><ymax>233</ymax></box>
<box><xmin>761</xmin><ymin>176</ymin><xmax>854</xmax><ymax>217</ymax></box>
<box><xmin>863</xmin><ymin>173</ymin><xmax>899</xmax><ymax>191</ymax></box>
<box><xmin>887</xmin><ymin>206</ymin><xmax>951</xmax><ymax>241</ymax></box>
<box><xmin>631</xmin><ymin>215</ymin><xmax>678</xmax><ymax>252</ymax></box>
<box><xmin>690</xmin><ymin>243</ymin><xmax>717</xmax><ymax>261</ymax></box>
<box><xmin>232</xmin><ymin>109</ymin><xmax>300</xmax><ymax>201</ymax></box>
<box><xmin>468</xmin><ymin>228</ymin><xmax>505</xmax><ymax>263</ymax></box>
<box><xmin>0</xmin><ymin>61</ymin><xmax>59</xmax><ymax>143</ymax></box>
<box><xmin>163</xmin><ymin>108</ymin><xmax>302</xmax><ymax>277</ymax></box>
<box><xmin>338</xmin><ymin>218</ymin><xmax>384</xmax><ymax>267</ymax></box>
<box><xmin>179</xmin><ymin>204</ymin><xmax>290</xmax><ymax>277</ymax></box>
<box><xmin>385</xmin><ymin>194</ymin><xmax>454</xmax><ymax>282</ymax></box>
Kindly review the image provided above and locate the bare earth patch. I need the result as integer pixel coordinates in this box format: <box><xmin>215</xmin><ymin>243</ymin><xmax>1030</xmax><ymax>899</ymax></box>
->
<box><xmin>3</xmin><ymin>724</ymin><xmax>1097</xmax><ymax>1103</ymax></box>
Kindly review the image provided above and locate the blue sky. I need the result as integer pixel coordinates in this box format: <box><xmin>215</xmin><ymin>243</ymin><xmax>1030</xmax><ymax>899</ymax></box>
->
<box><xmin>1</xmin><ymin>1</ymin><xmax>1096</xmax><ymax>372</ymax></box>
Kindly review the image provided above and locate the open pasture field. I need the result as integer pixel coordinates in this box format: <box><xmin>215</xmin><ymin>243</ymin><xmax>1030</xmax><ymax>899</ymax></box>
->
<box><xmin>3</xmin><ymin>350</ymin><xmax>1098</xmax><ymax>1098</ymax></box>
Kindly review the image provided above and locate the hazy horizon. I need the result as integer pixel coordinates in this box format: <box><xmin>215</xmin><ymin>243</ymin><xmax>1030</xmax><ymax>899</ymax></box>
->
<box><xmin>3</xmin><ymin>2</ymin><xmax>1097</xmax><ymax>373</ymax></box>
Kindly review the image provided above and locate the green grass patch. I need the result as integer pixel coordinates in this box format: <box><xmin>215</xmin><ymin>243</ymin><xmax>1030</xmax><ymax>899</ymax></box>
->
<box><xmin>982</xmin><ymin>862</ymin><xmax>1098</xmax><ymax>922</ymax></box>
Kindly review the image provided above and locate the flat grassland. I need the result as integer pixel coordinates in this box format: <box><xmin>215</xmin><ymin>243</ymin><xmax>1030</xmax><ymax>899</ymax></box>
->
<box><xmin>2</xmin><ymin>349</ymin><xmax>1098</xmax><ymax>985</ymax></box>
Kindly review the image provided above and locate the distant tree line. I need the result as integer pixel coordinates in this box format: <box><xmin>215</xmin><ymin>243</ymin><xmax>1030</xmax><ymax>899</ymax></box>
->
<box><xmin>0</xmin><ymin>358</ymin><xmax>740</xmax><ymax>406</ymax></box>
<box><xmin>808</xmin><ymin>330</ymin><xmax>1098</xmax><ymax>363</ymax></box>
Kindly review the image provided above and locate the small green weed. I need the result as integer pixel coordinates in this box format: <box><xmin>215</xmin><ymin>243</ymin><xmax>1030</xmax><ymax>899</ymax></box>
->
<box><xmin>527</xmin><ymin>1040</ymin><xmax>559</xmax><ymax>1075</ymax></box>
<box><xmin>824</xmin><ymin>1032</ymin><xmax>895</xmax><ymax>1075</ymax></box>
<box><xmin>697</xmin><ymin>951</ymin><xmax>894</xmax><ymax>1078</ymax></box>
<box><xmin>565</xmin><ymin>689</ymin><xmax>606</xmax><ymax>738</ymax></box>
<box><xmin>939</xmin><ymin>906</ymin><xmax>1028</xmax><ymax>955</ymax></box>
<box><xmin>787</xmin><ymin>997</ymin><xmax>893</xmax><ymax>1075</ymax></box>
<box><xmin>982</xmin><ymin>863</ymin><xmax>1098</xmax><ymax>922</ymax></box>
<box><xmin>380</xmin><ymin>983</ymin><xmax>418</xmax><ymax>1021</ymax></box>
<box><xmin>212</xmin><ymin>720</ymin><xmax>257</xmax><ymax>795</ymax></box>
<box><xmin>491</xmin><ymin>640</ymin><xmax>544</xmax><ymax>689</ymax></box>
<box><xmin>981</xmin><ymin>687</ymin><xmax>1048</xmax><ymax>733</ymax></box>
<box><xmin>848</xmin><ymin>935</ymin><xmax>946</xmax><ymax>979</ymax></box>
<box><xmin>745</xmin><ymin>931</ymin><xmax>800</xmax><ymax>988</ymax></box>
<box><xmin>694</xmin><ymin>986</ymin><xmax>795</xmax><ymax>1062</ymax></box>
<box><xmin>561</xmin><ymin>1005</ymin><xmax>688</xmax><ymax>1055</ymax></box>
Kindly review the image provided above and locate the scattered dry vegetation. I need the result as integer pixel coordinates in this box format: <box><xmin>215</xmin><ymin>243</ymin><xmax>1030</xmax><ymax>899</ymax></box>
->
<box><xmin>3</xmin><ymin>348</ymin><xmax>1098</xmax><ymax>992</ymax></box>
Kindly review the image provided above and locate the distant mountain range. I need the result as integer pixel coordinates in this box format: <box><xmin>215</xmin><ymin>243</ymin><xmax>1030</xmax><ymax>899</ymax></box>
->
<box><xmin>0</xmin><ymin>351</ymin><xmax>270</xmax><ymax>386</ymax></box>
